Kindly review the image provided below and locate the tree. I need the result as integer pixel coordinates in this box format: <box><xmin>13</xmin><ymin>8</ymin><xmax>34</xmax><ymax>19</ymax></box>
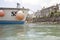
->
<box><xmin>54</xmin><ymin>11</ymin><xmax>60</xmax><ymax>17</ymax></box>
<box><xmin>49</xmin><ymin>12</ymin><xmax>54</xmax><ymax>17</ymax></box>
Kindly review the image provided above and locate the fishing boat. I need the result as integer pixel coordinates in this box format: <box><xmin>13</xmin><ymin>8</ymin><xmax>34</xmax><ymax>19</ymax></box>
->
<box><xmin>0</xmin><ymin>7</ymin><xmax>29</xmax><ymax>24</ymax></box>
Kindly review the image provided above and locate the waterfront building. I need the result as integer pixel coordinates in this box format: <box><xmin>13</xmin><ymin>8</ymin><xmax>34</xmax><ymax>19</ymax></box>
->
<box><xmin>40</xmin><ymin>4</ymin><xmax>59</xmax><ymax>17</ymax></box>
<box><xmin>34</xmin><ymin>10</ymin><xmax>42</xmax><ymax>18</ymax></box>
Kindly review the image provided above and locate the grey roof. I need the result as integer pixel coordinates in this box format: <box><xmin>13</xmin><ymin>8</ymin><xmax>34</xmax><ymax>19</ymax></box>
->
<box><xmin>41</xmin><ymin>6</ymin><xmax>56</xmax><ymax>11</ymax></box>
<box><xmin>41</xmin><ymin>4</ymin><xmax>59</xmax><ymax>11</ymax></box>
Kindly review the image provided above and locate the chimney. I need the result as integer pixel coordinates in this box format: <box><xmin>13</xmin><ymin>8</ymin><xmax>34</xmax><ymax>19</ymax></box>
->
<box><xmin>17</xmin><ymin>3</ymin><xmax>20</xmax><ymax>8</ymax></box>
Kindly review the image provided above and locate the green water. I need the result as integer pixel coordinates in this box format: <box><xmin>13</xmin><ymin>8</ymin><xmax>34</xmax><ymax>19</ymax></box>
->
<box><xmin>0</xmin><ymin>23</ymin><xmax>60</xmax><ymax>40</ymax></box>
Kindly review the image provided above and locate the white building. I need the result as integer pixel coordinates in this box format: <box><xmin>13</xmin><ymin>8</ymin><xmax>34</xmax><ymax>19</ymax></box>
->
<box><xmin>40</xmin><ymin>4</ymin><xmax>59</xmax><ymax>17</ymax></box>
<box><xmin>34</xmin><ymin>4</ymin><xmax>60</xmax><ymax>18</ymax></box>
<box><xmin>34</xmin><ymin>10</ymin><xmax>42</xmax><ymax>17</ymax></box>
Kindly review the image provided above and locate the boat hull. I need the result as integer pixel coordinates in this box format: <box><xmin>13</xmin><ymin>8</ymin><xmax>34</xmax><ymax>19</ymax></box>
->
<box><xmin>0</xmin><ymin>21</ymin><xmax>25</xmax><ymax>24</ymax></box>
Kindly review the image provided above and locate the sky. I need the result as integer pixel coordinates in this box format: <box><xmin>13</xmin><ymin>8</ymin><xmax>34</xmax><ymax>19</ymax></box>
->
<box><xmin>0</xmin><ymin>0</ymin><xmax>60</xmax><ymax>12</ymax></box>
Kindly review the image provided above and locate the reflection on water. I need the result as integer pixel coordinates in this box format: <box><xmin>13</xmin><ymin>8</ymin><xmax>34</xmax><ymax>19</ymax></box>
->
<box><xmin>0</xmin><ymin>24</ymin><xmax>28</xmax><ymax>40</ymax></box>
<box><xmin>0</xmin><ymin>23</ymin><xmax>60</xmax><ymax>40</ymax></box>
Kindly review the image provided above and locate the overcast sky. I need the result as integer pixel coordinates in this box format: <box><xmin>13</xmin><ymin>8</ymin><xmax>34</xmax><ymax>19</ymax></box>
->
<box><xmin>0</xmin><ymin>0</ymin><xmax>60</xmax><ymax>12</ymax></box>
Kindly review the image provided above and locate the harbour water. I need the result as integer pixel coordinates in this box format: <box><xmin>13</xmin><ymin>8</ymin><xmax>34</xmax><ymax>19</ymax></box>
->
<box><xmin>0</xmin><ymin>23</ymin><xmax>60</xmax><ymax>40</ymax></box>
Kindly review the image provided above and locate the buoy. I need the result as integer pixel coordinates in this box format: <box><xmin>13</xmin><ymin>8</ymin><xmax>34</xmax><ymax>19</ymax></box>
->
<box><xmin>0</xmin><ymin>10</ymin><xmax>5</xmax><ymax>17</ymax></box>
<box><xmin>16</xmin><ymin>11</ymin><xmax>25</xmax><ymax>20</ymax></box>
